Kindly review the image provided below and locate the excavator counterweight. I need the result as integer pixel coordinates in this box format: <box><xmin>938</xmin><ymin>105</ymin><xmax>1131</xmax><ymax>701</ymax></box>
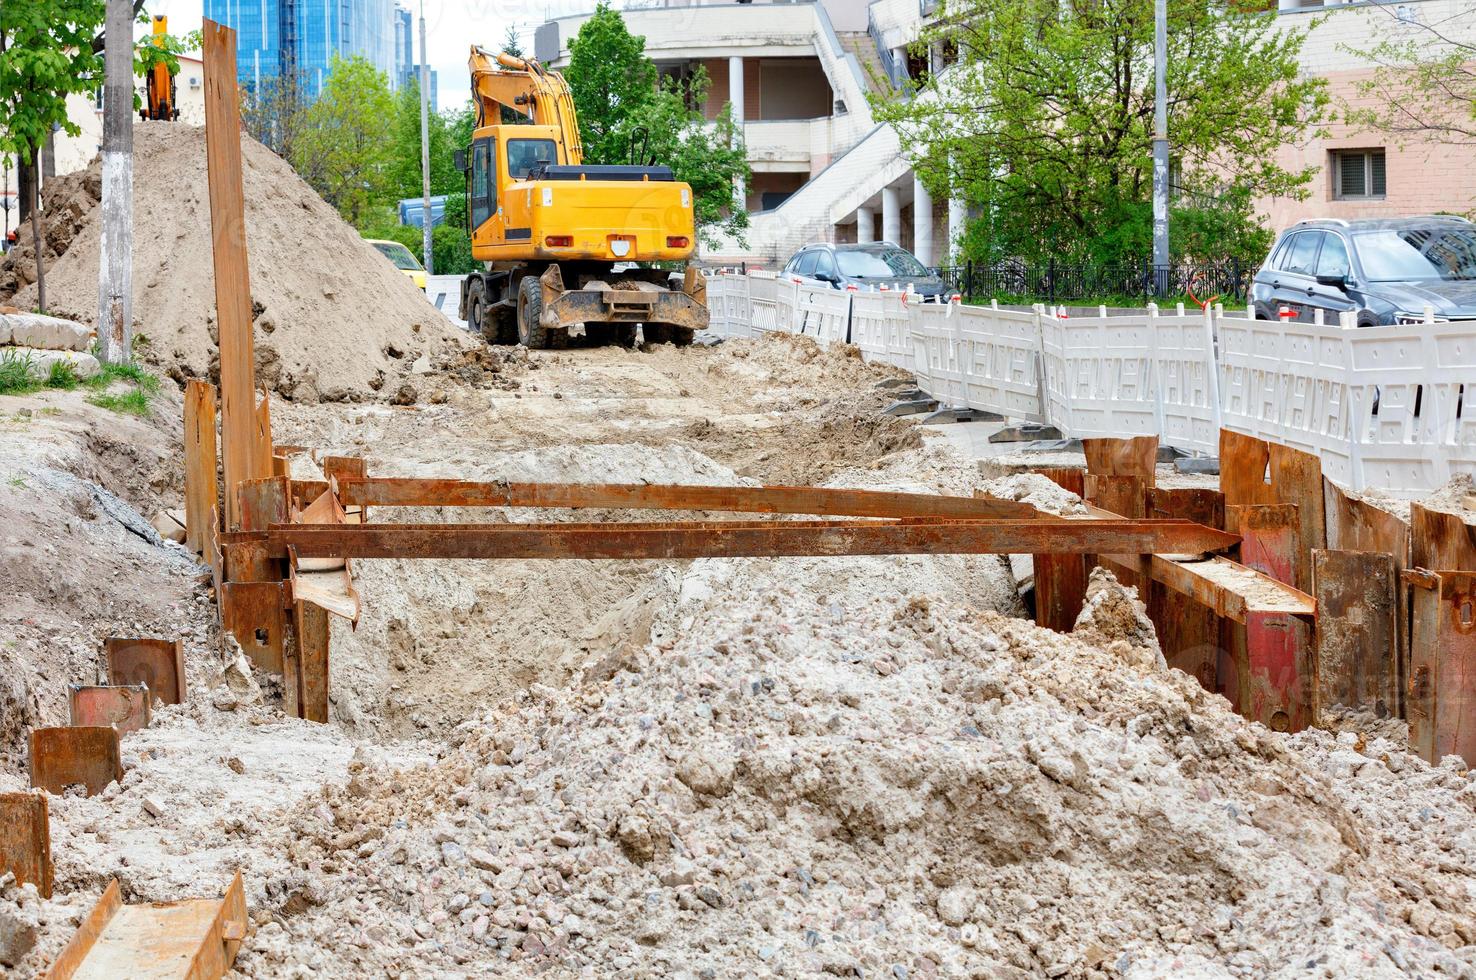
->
<box><xmin>456</xmin><ymin>47</ymin><xmax>708</xmax><ymax>349</ymax></box>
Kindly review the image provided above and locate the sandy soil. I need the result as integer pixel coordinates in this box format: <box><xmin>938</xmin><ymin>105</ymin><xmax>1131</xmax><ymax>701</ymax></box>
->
<box><xmin>1</xmin><ymin>334</ymin><xmax>1474</xmax><ymax>980</ymax></box>
<box><xmin>0</xmin><ymin>125</ymin><xmax>471</xmax><ymax>400</ymax></box>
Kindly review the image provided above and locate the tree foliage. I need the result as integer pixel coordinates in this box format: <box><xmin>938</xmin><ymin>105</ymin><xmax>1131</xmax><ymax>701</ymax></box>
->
<box><xmin>289</xmin><ymin>55</ymin><xmax>396</xmax><ymax>225</ymax></box>
<box><xmin>387</xmin><ymin>81</ymin><xmax>473</xmax><ymax>201</ymax></box>
<box><xmin>871</xmin><ymin>0</ymin><xmax>1329</xmax><ymax>265</ymax></box>
<box><xmin>1343</xmin><ymin>2</ymin><xmax>1475</xmax><ymax>148</ymax></box>
<box><xmin>0</xmin><ymin>0</ymin><xmax>104</xmax><ymax>164</ymax></box>
<box><xmin>566</xmin><ymin>2</ymin><xmax>750</xmax><ymax>244</ymax></box>
<box><xmin>0</xmin><ymin>0</ymin><xmax>106</xmax><ymax>311</ymax></box>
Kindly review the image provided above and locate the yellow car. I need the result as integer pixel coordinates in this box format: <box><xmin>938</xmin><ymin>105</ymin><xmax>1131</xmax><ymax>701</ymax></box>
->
<box><xmin>368</xmin><ymin>238</ymin><xmax>427</xmax><ymax>290</ymax></box>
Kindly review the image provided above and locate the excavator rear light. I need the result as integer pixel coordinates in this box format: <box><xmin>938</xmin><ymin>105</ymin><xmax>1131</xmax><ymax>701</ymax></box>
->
<box><xmin>545</xmin><ymin>235</ymin><xmax>573</xmax><ymax>247</ymax></box>
<box><xmin>666</xmin><ymin>236</ymin><xmax>689</xmax><ymax>249</ymax></box>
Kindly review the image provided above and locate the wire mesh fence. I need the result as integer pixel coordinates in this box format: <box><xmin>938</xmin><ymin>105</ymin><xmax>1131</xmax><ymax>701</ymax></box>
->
<box><xmin>934</xmin><ymin>259</ymin><xmax>1256</xmax><ymax>304</ymax></box>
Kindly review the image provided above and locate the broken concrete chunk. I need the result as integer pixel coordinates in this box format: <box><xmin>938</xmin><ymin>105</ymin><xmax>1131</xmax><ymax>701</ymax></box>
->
<box><xmin>3</xmin><ymin>312</ymin><xmax>93</xmax><ymax>351</ymax></box>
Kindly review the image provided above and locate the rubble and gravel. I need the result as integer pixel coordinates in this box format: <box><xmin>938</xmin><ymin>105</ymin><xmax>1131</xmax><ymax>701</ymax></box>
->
<box><xmin>2</xmin><ymin>333</ymin><xmax>1475</xmax><ymax>979</ymax></box>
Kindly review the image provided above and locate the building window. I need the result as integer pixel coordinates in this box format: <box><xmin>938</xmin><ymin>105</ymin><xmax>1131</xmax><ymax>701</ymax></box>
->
<box><xmin>1333</xmin><ymin>149</ymin><xmax>1386</xmax><ymax>200</ymax></box>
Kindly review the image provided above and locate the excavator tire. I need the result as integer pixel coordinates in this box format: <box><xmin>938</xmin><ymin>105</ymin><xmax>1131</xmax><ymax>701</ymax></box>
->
<box><xmin>517</xmin><ymin>276</ymin><xmax>562</xmax><ymax>350</ymax></box>
<box><xmin>470</xmin><ymin>283</ymin><xmax>517</xmax><ymax>345</ymax></box>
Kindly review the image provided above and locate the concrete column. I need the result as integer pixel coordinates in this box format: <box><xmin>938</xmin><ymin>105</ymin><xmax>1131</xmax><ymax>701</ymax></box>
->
<box><xmin>947</xmin><ymin>196</ymin><xmax>966</xmax><ymax>261</ymax></box>
<box><xmin>913</xmin><ymin>175</ymin><xmax>934</xmax><ymax>266</ymax></box>
<box><xmin>856</xmin><ymin>206</ymin><xmax>875</xmax><ymax>243</ymax></box>
<box><xmin>729</xmin><ymin>56</ymin><xmax>745</xmax><ymax>208</ymax></box>
<box><xmin>728</xmin><ymin>56</ymin><xmax>745</xmax><ymax>126</ymax></box>
<box><xmin>881</xmin><ymin>186</ymin><xmax>901</xmax><ymax>245</ymax></box>
<box><xmin>890</xmin><ymin>46</ymin><xmax>907</xmax><ymax>86</ymax></box>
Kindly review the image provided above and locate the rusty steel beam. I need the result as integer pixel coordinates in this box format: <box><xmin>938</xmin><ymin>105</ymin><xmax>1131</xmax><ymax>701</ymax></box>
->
<box><xmin>331</xmin><ymin>478</ymin><xmax>1041</xmax><ymax>520</ymax></box>
<box><xmin>0</xmin><ymin>792</ymin><xmax>52</xmax><ymax>899</ymax></box>
<box><xmin>236</xmin><ymin>518</ymin><xmax>1240</xmax><ymax>561</ymax></box>
<box><xmin>29</xmin><ymin>727</ymin><xmax>122</xmax><ymax>798</ymax></box>
<box><xmin>46</xmin><ymin>870</ymin><xmax>247</xmax><ymax>979</ymax></box>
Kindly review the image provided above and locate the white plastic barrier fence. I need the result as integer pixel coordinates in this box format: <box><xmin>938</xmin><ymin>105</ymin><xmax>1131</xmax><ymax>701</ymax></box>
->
<box><xmin>1347</xmin><ymin>319</ymin><xmax>1476</xmax><ymax>489</ymax></box>
<box><xmin>1150</xmin><ymin>306</ymin><xmax>1221</xmax><ymax>456</ymax></box>
<box><xmin>1040</xmin><ymin>306</ymin><xmax>1161</xmax><ymax>440</ymax></box>
<box><xmin>774</xmin><ymin>278</ymin><xmax>800</xmax><ymax>335</ymax></box>
<box><xmin>1220</xmin><ymin>308</ymin><xmax>1475</xmax><ymax>490</ymax></box>
<box><xmin>954</xmin><ymin>303</ymin><xmax>1048</xmax><ymax>424</ymax></box>
<box><xmin>909</xmin><ymin>299</ymin><xmax>968</xmax><ymax>409</ymax></box>
<box><xmin>700</xmin><ymin>271</ymin><xmax>1473</xmax><ymax>492</ymax></box>
<box><xmin>792</xmin><ymin>283</ymin><xmax>853</xmax><ymax>346</ymax></box>
<box><xmin>747</xmin><ymin>271</ymin><xmax>780</xmax><ymax>334</ymax></box>
<box><xmin>708</xmin><ymin>273</ymin><xmax>752</xmax><ymax>338</ymax></box>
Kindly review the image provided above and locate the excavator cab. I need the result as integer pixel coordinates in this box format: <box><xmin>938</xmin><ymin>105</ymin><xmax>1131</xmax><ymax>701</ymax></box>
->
<box><xmin>456</xmin><ymin>48</ymin><xmax>707</xmax><ymax>349</ymax></box>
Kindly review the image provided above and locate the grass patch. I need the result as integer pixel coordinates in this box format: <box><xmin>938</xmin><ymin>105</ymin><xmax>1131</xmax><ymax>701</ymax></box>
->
<box><xmin>82</xmin><ymin>358</ymin><xmax>162</xmax><ymax>416</ymax></box>
<box><xmin>0</xmin><ymin>350</ymin><xmax>41</xmax><ymax>395</ymax></box>
<box><xmin>46</xmin><ymin>359</ymin><xmax>80</xmax><ymax>390</ymax></box>
<box><xmin>84</xmin><ymin>359</ymin><xmax>161</xmax><ymax>393</ymax></box>
<box><xmin>87</xmin><ymin>388</ymin><xmax>152</xmax><ymax>416</ymax></box>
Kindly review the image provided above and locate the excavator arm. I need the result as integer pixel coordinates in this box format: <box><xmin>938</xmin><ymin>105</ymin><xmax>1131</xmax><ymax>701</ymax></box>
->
<box><xmin>468</xmin><ymin>47</ymin><xmax>584</xmax><ymax>166</ymax></box>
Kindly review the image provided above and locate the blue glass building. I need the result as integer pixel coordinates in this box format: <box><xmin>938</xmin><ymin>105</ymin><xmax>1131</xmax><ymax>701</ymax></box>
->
<box><xmin>205</xmin><ymin>0</ymin><xmax>397</xmax><ymax>99</ymax></box>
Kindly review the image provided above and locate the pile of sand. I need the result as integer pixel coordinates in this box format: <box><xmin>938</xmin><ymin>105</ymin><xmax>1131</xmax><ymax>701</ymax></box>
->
<box><xmin>0</xmin><ymin>125</ymin><xmax>470</xmax><ymax>400</ymax></box>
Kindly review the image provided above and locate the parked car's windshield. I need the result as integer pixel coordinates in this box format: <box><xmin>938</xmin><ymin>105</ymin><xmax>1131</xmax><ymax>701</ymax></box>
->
<box><xmin>837</xmin><ymin>247</ymin><xmax>930</xmax><ymax>278</ymax></box>
<box><xmin>1353</xmin><ymin>227</ymin><xmax>1476</xmax><ymax>282</ymax></box>
<box><xmin>372</xmin><ymin>241</ymin><xmax>422</xmax><ymax>271</ymax></box>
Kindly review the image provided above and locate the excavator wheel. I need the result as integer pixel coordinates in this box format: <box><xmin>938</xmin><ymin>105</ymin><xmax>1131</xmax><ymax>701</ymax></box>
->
<box><xmin>471</xmin><ymin>282</ymin><xmax>518</xmax><ymax>345</ymax></box>
<box><xmin>517</xmin><ymin>277</ymin><xmax>563</xmax><ymax>350</ymax></box>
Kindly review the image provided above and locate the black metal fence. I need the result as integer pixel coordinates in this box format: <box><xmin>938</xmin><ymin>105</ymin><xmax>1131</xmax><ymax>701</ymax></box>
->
<box><xmin>934</xmin><ymin>259</ymin><xmax>1256</xmax><ymax>304</ymax></box>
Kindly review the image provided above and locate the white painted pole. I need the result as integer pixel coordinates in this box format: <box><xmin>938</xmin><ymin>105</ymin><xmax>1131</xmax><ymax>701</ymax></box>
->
<box><xmin>98</xmin><ymin>0</ymin><xmax>134</xmax><ymax>364</ymax></box>
<box><xmin>418</xmin><ymin>1</ymin><xmax>433</xmax><ymax>277</ymax></box>
<box><xmin>856</xmin><ymin>206</ymin><xmax>874</xmax><ymax>243</ymax></box>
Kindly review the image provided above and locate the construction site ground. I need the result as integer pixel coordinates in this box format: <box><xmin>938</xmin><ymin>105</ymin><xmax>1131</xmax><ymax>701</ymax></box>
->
<box><xmin>4</xmin><ymin>329</ymin><xmax>1476</xmax><ymax>979</ymax></box>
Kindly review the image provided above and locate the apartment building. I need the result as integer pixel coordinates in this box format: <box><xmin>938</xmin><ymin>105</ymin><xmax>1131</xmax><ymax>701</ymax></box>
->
<box><xmin>535</xmin><ymin>0</ymin><xmax>1475</xmax><ymax>268</ymax></box>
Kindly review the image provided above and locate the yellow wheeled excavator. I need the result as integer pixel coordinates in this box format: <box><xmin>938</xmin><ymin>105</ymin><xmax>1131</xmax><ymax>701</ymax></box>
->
<box><xmin>456</xmin><ymin>48</ymin><xmax>708</xmax><ymax>348</ymax></box>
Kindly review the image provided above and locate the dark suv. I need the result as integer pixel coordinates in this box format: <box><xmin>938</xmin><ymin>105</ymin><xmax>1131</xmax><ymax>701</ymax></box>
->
<box><xmin>1250</xmin><ymin>216</ymin><xmax>1476</xmax><ymax>325</ymax></box>
<box><xmin>781</xmin><ymin>242</ymin><xmax>949</xmax><ymax>298</ymax></box>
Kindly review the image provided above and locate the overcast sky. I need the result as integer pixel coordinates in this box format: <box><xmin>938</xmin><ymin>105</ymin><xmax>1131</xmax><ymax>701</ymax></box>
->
<box><xmin>143</xmin><ymin>0</ymin><xmax>594</xmax><ymax>113</ymax></box>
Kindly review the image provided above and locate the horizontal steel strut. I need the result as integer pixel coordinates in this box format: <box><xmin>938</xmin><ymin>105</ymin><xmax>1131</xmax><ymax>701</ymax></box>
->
<box><xmin>227</xmin><ymin>518</ymin><xmax>1241</xmax><ymax>561</ymax></box>
<box><xmin>324</xmin><ymin>478</ymin><xmax>1042</xmax><ymax>520</ymax></box>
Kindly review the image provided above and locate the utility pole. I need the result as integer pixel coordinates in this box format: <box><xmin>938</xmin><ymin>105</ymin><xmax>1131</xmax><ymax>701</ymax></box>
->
<box><xmin>1151</xmin><ymin>0</ymin><xmax>1170</xmax><ymax>295</ymax></box>
<box><xmin>418</xmin><ymin>1</ymin><xmax>433</xmax><ymax>277</ymax></box>
<box><xmin>98</xmin><ymin>0</ymin><xmax>135</xmax><ymax>364</ymax></box>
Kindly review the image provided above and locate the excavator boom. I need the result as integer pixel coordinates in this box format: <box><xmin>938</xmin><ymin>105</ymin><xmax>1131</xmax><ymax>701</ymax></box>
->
<box><xmin>468</xmin><ymin>47</ymin><xmax>583</xmax><ymax>166</ymax></box>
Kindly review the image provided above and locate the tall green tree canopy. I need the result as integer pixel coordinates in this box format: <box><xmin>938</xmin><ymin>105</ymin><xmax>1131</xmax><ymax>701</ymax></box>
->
<box><xmin>871</xmin><ymin>0</ymin><xmax>1330</xmax><ymax>265</ymax></box>
<box><xmin>565</xmin><ymin>2</ymin><xmax>749</xmax><ymax>244</ymax></box>
<box><xmin>290</xmin><ymin>55</ymin><xmax>396</xmax><ymax>225</ymax></box>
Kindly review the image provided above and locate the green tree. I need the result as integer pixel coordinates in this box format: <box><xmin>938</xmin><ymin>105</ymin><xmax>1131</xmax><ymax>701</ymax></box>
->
<box><xmin>871</xmin><ymin>0</ymin><xmax>1330</xmax><ymax>266</ymax></box>
<box><xmin>0</xmin><ymin>0</ymin><xmax>106</xmax><ymax>311</ymax></box>
<box><xmin>1343</xmin><ymin>2</ymin><xmax>1475</xmax><ymax>150</ymax></box>
<box><xmin>566</xmin><ymin>3</ymin><xmax>749</xmax><ymax>244</ymax></box>
<box><xmin>502</xmin><ymin>25</ymin><xmax>524</xmax><ymax>59</ymax></box>
<box><xmin>387</xmin><ymin>82</ymin><xmax>469</xmax><ymax>202</ymax></box>
<box><xmin>290</xmin><ymin>55</ymin><xmax>396</xmax><ymax>225</ymax></box>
